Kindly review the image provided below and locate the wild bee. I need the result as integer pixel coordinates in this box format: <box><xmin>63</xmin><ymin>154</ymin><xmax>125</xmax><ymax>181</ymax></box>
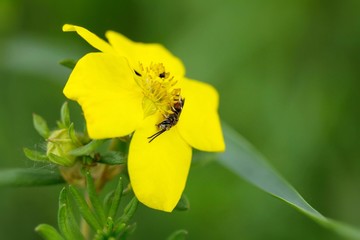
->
<box><xmin>148</xmin><ymin>97</ymin><xmax>185</xmax><ymax>143</ymax></box>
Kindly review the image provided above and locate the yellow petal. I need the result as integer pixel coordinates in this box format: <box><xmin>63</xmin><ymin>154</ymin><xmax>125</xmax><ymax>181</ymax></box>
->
<box><xmin>177</xmin><ymin>78</ymin><xmax>225</xmax><ymax>152</ymax></box>
<box><xmin>63</xmin><ymin>24</ymin><xmax>114</xmax><ymax>54</ymax></box>
<box><xmin>128</xmin><ymin>114</ymin><xmax>192</xmax><ymax>212</ymax></box>
<box><xmin>63</xmin><ymin>52</ymin><xmax>143</xmax><ymax>138</ymax></box>
<box><xmin>105</xmin><ymin>31</ymin><xmax>185</xmax><ymax>78</ymax></box>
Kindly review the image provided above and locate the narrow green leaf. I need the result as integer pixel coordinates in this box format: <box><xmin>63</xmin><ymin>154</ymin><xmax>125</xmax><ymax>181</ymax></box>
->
<box><xmin>166</xmin><ymin>229</ymin><xmax>188</xmax><ymax>240</ymax></box>
<box><xmin>103</xmin><ymin>190</ymin><xmax>115</xmax><ymax>211</ymax></box>
<box><xmin>175</xmin><ymin>194</ymin><xmax>190</xmax><ymax>211</ymax></box>
<box><xmin>98</xmin><ymin>151</ymin><xmax>126</xmax><ymax>165</ymax></box>
<box><xmin>103</xmin><ymin>217</ymin><xmax>115</xmax><ymax>236</ymax></box>
<box><xmin>59</xmin><ymin>59</ymin><xmax>76</xmax><ymax>70</ymax></box>
<box><xmin>58</xmin><ymin>188</ymin><xmax>69</xmax><ymax>237</ymax></box>
<box><xmin>65</xmin><ymin>192</ymin><xmax>84</xmax><ymax>240</ymax></box>
<box><xmin>217</xmin><ymin>122</ymin><xmax>360</xmax><ymax>239</ymax></box>
<box><xmin>33</xmin><ymin>113</ymin><xmax>50</xmax><ymax>138</ymax></box>
<box><xmin>69</xmin><ymin>140</ymin><xmax>105</xmax><ymax>156</ymax></box>
<box><xmin>68</xmin><ymin>185</ymin><xmax>102</xmax><ymax>231</ymax></box>
<box><xmin>86</xmin><ymin>171</ymin><xmax>106</xmax><ymax>224</ymax></box>
<box><xmin>119</xmin><ymin>223</ymin><xmax>137</xmax><ymax>240</ymax></box>
<box><xmin>0</xmin><ymin>168</ymin><xmax>64</xmax><ymax>187</ymax></box>
<box><xmin>48</xmin><ymin>153</ymin><xmax>74</xmax><ymax>167</ymax></box>
<box><xmin>118</xmin><ymin>197</ymin><xmax>138</xmax><ymax>224</ymax></box>
<box><xmin>191</xmin><ymin>150</ymin><xmax>217</xmax><ymax>167</ymax></box>
<box><xmin>23</xmin><ymin>148</ymin><xmax>48</xmax><ymax>162</ymax></box>
<box><xmin>58</xmin><ymin>204</ymin><xmax>71</xmax><ymax>239</ymax></box>
<box><xmin>35</xmin><ymin>224</ymin><xmax>64</xmax><ymax>240</ymax></box>
<box><xmin>60</xmin><ymin>102</ymin><xmax>71</xmax><ymax>128</ymax></box>
<box><xmin>122</xmin><ymin>184</ymin><xmax>132</xmax><ymax>196</ymax></box>
<box><xmin>108</xmin><ymin>177</ymin><xmax>123</xmax><ymax>219</ymax></box>
<box><xmin>58</xmin><ymin>187</ymin><xmax>84</xmax><ymax>240</ymax></box>
<box><xmin>93</xmin><ymin>230</ymin><xmax>106</xmax><ymax>240</ymax></box>
<box><xmin>113</xmin><ymin>223</ymin><xmax>126</xmax><ymax>237</ymax></box>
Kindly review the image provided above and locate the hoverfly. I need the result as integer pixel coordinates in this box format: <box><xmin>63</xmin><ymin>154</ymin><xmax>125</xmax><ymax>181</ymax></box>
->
<box><xmin>147</xmin><ymin>97</ymin><xmax>185</xmax><ymax>143</ymax></box>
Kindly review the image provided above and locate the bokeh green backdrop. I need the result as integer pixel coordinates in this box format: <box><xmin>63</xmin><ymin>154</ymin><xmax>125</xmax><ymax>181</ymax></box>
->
<box><xmin>1</xmin><ymin>0</ymin><xmax>359</xmax><ymax>239</ymax></box>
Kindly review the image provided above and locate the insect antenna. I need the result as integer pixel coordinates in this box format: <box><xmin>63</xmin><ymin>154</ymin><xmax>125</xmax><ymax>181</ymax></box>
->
<box><xmin>147</xmin><ymin>129</ymin><xmax>166</xmax><ymax>143</ymax></box>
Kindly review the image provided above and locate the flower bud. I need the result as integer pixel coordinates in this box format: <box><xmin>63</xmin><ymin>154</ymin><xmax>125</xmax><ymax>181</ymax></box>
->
<box><xmin>46</xmin><ymin>129</ymin><xmax>77</xmax><ymax>166</ymax></box>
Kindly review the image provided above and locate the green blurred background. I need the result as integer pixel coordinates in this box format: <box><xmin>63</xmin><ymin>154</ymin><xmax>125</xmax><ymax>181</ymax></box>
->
<box><xmin>1</xmin><ymin>0</ymin><xmax>360</xmax><ymax>239</ymax></box>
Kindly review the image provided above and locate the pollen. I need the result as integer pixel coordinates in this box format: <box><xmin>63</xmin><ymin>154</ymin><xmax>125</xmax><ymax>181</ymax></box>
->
<box><xmin>134</xmin><ymin>63</ymin><xmax>181</xmax><ymax>117</ymax></box>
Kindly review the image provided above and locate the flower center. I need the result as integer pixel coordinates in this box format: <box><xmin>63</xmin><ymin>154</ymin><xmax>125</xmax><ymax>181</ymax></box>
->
<box><xmin>134</xmin><ymin>63</ymin><xmax>181</xmax><ymax>118</ymax></box>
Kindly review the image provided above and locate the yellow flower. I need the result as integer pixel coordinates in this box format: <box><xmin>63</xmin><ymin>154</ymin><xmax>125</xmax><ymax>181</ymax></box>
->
<box><xmin>62</xmin><ymin>24</ymin><xmax>225</xmax><ymax>212</ymax></box>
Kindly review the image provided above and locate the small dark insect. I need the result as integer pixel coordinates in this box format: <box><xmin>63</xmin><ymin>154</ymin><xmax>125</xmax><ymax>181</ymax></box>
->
<box><xmin>148</xmin><ymin>98</ymin><xmax>185</xmax><ymax>143</ymax></box>
<box><xmin>159</xmin><ymin>72</ymin><xmax>166</xmax><ymax>78</ymax></box>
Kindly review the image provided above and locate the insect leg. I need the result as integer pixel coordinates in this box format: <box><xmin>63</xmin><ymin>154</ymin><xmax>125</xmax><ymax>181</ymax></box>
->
<box><xmin>147</xmin><ymin>129</ymin><xmax>167</xmax><ymax>143</ymax></box>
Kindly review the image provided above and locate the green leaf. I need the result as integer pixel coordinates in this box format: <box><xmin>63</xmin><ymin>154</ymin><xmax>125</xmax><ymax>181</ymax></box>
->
<box><xmin>103</xmin><ymin>190</ymin><xmax>115</xmax><ymax>211</ymax></box>
<box><xmin>217</xmin><ymin>123</ymin><xmax>360</xmax><ymax>239</ymax></box>
<box><xmin>118</xmin><ymin>197</ymin><xmax>138</xmax><ymax>224</ymax></box>
<box><xmin>69</xmin><ymin>140</ymin><xmax>105</xmax><ymax>156</ymax></box>
<box><xmin>59</xmin><ymin>59</ymin><xmax>76</xmax><ymax>70</ymax></box>
<box><xmin>58</xmin><ymin>187</ymin><xmax>84</xmax><ymax>240</ymax></box>
<box><xmin>166</xmin><ymin>229</ymin><xmax>188</xmax><ymax>240</ymax></box>
<box><xmin>108</xmin><ymin>177</ymin><xmax>123</xmax><ymax>219</ymax></box>
<box><xmin>191</xmin><ymin>149</ymin><xmax>217</xmax><ymax>167</ymax></box>
<box><xmin>0</xmin><ymin>168</ymin><xmax>64</xmax><ymax>187</ymax></box>
<box><xmin>58</xmin><ymin>188</ymin><xmax>72</xmax><ymax>239</ymax></box>
<box><xmin>33</xmin><ymin>113</ymin><xmax>50</xmax><ymax>138</ymax></box>
<box><xmin>60</xmin><ymin>102</ymin><xmax>71</xmax><ymax>128</ymax></box>
<box><xmin>113</xmin><ymin>223</ymin><xmax>126</xmax><ymax>237</ymax></box>
<box><xmin>23</xmin><ymin>148</ymin><xmax>48</xmax><ymax>162</ymax></box>
<box><xmin>175</xmin><ymin>194</ymin><xmax>190</xmax><ymax>211</ymax></box>
<box><xmin>86</xmin><ymin>171</ymin><xmax>106</xmax><ymax>224</ymax></box>
<box><xmin>35</xmin><ymin>224</ymin><xmax>64</xmax><ymax>240</ymax></box>
<box><xmin>98</xmin><ymin>151</ymin><xmax>126</xmax><ymax>165</ymax></box>
<box><xmin>119</xmin><ymin>223</ymin><xmax>137</xmax><ymax>240</ymax></box>
<box><xmin>68</xmin><ymin>185</ymin><xmax>102</xmax><ymax>231</ymax></box>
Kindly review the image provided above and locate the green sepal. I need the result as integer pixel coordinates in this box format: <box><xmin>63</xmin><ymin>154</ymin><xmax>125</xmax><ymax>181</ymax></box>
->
<box><xmin>60</xmin><ymin>102</ymin><xmax>71</xmax><ymax>128</ymax></box>
<box><xmin>98</xmin><ymin>151</ymin><xmax>126</xmax><ymax>165</ymax></box>
<box><xmin>175</xmin><ymin>194</ymin><xmax>190</xmax><ymax>211</ymax></box>
<box><xmin>108</xmin><ymin>177</ymin><xmax>123</xmax><ymax>219</ymax></box>
<box><xmin>68</xmin><ymin>185</ymin><xmax>102</xmax><ymax>231</ymax></box>
<box><xmin>33</xmin><ymin>113</ymin><xmax>50</xmax><ymax>138</ymax></box>
<box><xmin>35</xmin><ymin>224</ymin><xmax>64</xmax><ymax>240</ymax></box>
<box><xmin>118</xmin><ymin>197</ymin><xmax>138</xmax><ymax>224</ymax></box>
<box><xmin>166</xmin><ymin>229</ymin><xmax>188</xmax><ymax>240</ymax></box>
<box><xmin>23</xmin><ymin>148</ymin><xmax>48</xmax><ymax>162</ymax></box>
<box><xmin>68</xmin><ymin>123</ymin><xmax>82</xmax><ymax>146</ymax></box>
<box><xmin>69</xmin><ymin>140</ymin><xmax>105</xmax><ymax>156</ymax></box>
<box><xmin>59</xmin><ymin>59</ymin><xmax>76</xmax><ymax>70</ymax></box>
<box><xmin>0</xmin><ymin>168</ymin><xmax>64</xmax><ymax>187</ymax></box>
<box><xmin>48</xmin><ymin>153</ymin><xmax>74</xmax><ymax>167</ymax></box>
<box><xmin>86</xmin><ymin>171</ymin><xmax>106</xmax><ymax>224</ymax></box>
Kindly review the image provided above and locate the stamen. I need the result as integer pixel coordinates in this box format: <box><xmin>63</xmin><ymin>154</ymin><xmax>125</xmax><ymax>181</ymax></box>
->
<box><xmin>134</xmin><ymin>62</ymin><xmax>180</xmax><ymax>117</ymax></box>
